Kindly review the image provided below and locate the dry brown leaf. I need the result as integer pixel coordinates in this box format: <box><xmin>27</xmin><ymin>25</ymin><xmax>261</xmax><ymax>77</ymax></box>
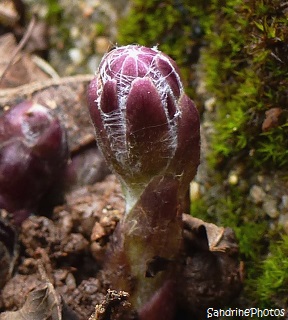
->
<box><xmin>182</xmin><ymin>214</ymin><xmax>227</xmax><ymax>252</ymax></box>
<box><xmin>0</xmin><ymin>33</ymin><xmax>50</xmax><ymax>89</ymax></box>
<box><xmin>0</xmin><ymin>282</ymin><xmax>61</xmax><ymax>320</ymax></box>
<box><xmin>0</xmin><ymin>1</ymin><xmax>19</xmax><ymax>27</ymax></box>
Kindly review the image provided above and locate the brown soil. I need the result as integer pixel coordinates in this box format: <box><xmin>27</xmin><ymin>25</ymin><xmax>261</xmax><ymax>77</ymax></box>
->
<box><xmin>0</xmin><ymin>173</ymin><xmax>242</xmax><ymax>320</ymax></box>
<box><xmin>1</xmin><ymin>174</ymin><xmax>124</xmax><ymax>318</ymax></box>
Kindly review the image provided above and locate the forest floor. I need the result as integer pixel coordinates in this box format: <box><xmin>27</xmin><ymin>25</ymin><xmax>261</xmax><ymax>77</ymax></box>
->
<box><xmin>0</xmin><ymin>1</ymin><xmax>287</xmax><ymax>319</ymax></box>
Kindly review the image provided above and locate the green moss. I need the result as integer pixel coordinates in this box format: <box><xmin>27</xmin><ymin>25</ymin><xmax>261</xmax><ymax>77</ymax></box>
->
<box><xmin>255</xmin><ymin>124</ymin><xmax>288</xmax><ymax>168</ymax></box>
<box><xmin>117</xmin><ymin>0</ymin><xmax>209</xmax><ymax>97</ymax></box>
<box><xmin>191</xmin><ymin>176</ymin><xmax>288</xmax><ymax>309</ymax></box>
<box><xmin>191</xmin><ymin>185</ymin><xmax>268</xmax><ymax>261</ymax></box>
<box><xmin>253</xmin><ymin>235</ymin><xmax>288</xmax><ymax>307</ymax></box>
<box><xmin>45</xmin><ymin>0</ymin><xmax>71</xmax><ymax>47</ymax></box>
<box><xmin>46</xmin><ymin>0</ymin><xmax>63</xmax><ymax>23</ymax></box>
<box><xmin>199</xmin><ymin>0</ymin><xmax>288</xmax><ymax>304</ymax></box>
<box><xmin>190</xmin><ymin>183</ymin><xmax>288</xmax><ymax>309</ymax></box>
<box><xmin>94</xmin><ymin>23</ymin><xmax>106</xmax><ymax>36</ymax></box>
<box><xmin>203</xmin><ymin>0</ymin><xmax>288</xmax><ymax>169</ymax></box>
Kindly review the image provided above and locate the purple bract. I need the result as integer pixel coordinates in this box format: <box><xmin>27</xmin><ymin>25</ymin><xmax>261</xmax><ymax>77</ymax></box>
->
<box><xmin>88</xmin><ymin>45</ymin><xmax>200</xmax><ymax>198</ymax></box>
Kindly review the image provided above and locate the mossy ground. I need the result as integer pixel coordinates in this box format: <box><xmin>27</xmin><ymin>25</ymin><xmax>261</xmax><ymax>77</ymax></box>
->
<box><xmin>117</xmin><ymin>0</ymin><xmax>209</xmax><ymax>99</ymax></box>
<box><xmin>117</xmin><ymin>0</ymin><xmax>288</xmax><ymax>313</ymax></box>
<box><xmin>203</xmin><ymin>0</ymin><xmax>288</xmax><ymax>170</ymax></box>
<box><xmin>190</xmin><ymin>181</ymin><xmax>288</xmax><ymax>309</ymax></box>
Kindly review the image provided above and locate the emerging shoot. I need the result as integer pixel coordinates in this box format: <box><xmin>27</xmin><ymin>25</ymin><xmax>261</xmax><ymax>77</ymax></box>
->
<box><xmin>88</xmin><ymin>45</ymin><xmax>200</xmax><ymax>319</ymax></box>
<box><xmin>0</xmin><ymin>101</ymin><xmax>69</xmax><ymax>224</ymax></box>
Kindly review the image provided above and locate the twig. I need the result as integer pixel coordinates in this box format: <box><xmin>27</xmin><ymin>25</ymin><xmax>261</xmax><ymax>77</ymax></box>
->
<box><xmin>0</xmin><ymin>74</ymin><xmax>94</xmax><ymax>107</ymax></box>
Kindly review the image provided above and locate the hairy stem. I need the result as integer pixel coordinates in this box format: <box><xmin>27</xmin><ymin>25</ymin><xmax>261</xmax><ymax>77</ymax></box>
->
<box><xmin>108</xmin><ymin>176</ymin><xmax>183</xmax><ymax>318</ymax></box>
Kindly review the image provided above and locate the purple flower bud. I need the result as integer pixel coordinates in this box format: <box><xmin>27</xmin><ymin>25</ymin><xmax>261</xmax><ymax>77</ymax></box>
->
<box><xmin>88</xmin><ymin>45</ymin><xmax>200</xmax><ymax>195</ymax></box>
<box><xmin>0</xmin><ymin>101</ymin><xmax>69</xmax><ymax>224</ymax></box>
<box><xmin>88</xmin><ymin>45</ymin><xmax>200</xmax><ymax>317</ymax></box>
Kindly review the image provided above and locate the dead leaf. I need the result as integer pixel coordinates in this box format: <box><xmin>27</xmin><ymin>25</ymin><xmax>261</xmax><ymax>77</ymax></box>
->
<box><xmin>182</xmin><ymin>214</ymin><xmax>227</xmax><ymax>252</ymax></box>
<box><xmin>0</xmin><ymin>1</ymin><xmax>19</xmax><ymax>27</ymax></box>
<box><xmin>0</xmin><ymin>282</ymin><xmax>61</xmax><ymax>320</ymax></box>
<box><xmin>0</xmin><ymin>33</ymin><xmax>50</xmax><ymax>89</ymax></box>
<box><xmin>262</xmin><ymin>107</ymin><xmax>283</xmax><ymax>132</ymax></box>
<box><xmin>0</xmin><ymin>254</ymin><xmax>79</xmax><ymax>320</ymax></box>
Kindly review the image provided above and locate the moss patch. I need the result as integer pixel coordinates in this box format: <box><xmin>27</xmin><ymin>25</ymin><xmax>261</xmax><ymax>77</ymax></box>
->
<box><xmin>254</xmin><ymin>235</ymin><xmax>288</xmax><ymax>307</ymax></box>
<box><xmin>117</xmin><ymin>0</ymin><xmax>209</xmax><ymax>97</ymax></box>
<box><xmin>191</xmin><ymin>183</ymin><xmax>268</xmax><ymax>266</ymax></box>
<box><xmin>190</xmin><ymin>181</ymin><xmax>288</xmax><ymax>309</ymax></box>
<box><xmin>203</xmin><ymin>0</ymin><xmax>288</xmax><ymax>169</ymax></box>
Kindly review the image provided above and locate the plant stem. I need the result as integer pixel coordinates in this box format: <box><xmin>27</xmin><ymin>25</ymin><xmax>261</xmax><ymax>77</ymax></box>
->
<box><xmin>108</xmin><ymin>175</ymin><xmax>183</xmax><ymax>318</ymax></box>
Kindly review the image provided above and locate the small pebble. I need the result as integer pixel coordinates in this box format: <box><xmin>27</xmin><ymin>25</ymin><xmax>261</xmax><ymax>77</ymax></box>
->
<box><xmin>70</xmin><ymin>26</ymin><xmax>80</xmax><ymax>39</ymax></box>
<box><xmin>204</xmin><ymin>97</ymin><xmax>216</xmax><ymax>112</ymax></box>
<box><xmin>66</xmin><ymin>272</ymin><xmax>77</xmax><ymax>290</ymax></box>
<box><xmin>190</xmin><ymin>181</ymin><xmax>201</xmax><ymax>201</ymax></box>
<box><xmin>281</xmin><ymin>195</ymin><xmax>288</xmax><ymax>210</ymax></box>
<box><xmin>68</xmin><ymin>48</ymin><xmax>84</xmax><ymax>65</ymax></box>
<box><xmin>91</xmin><ymin>222</ymin><xmax>105</xmax><ymax>241</ymax></box>
<box><xmin>249</xmin><ymin>185</ymin><xmax>266</xmax><ymax>204</ymax></box>
<box><xmin>278</xmin><ymin>214</ymin><xmax>288</xmax><ymax>234</ymax></box>
<box><xmin>263</xmin><ymin>198</ymin><xmax>279</xmax><ymax>219</ymax></box>
<box><xmin>95</xmin><ymin>36</ymin><xmax>111</xmax><ymax>54</ymax></box>
<box><xmin>228</xmin><ymin>173</ymin><xmax>238</xmax><ymax>185</ymax></box>
<box><xmin>87</xmin><ymin>55</ymin><xmax>101</xmax><ymax>74</ymax></box>
<box><xmin>59</xmin><ymin>214</ymin><xmax>74</xmax><ymax>234</ymax></box>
